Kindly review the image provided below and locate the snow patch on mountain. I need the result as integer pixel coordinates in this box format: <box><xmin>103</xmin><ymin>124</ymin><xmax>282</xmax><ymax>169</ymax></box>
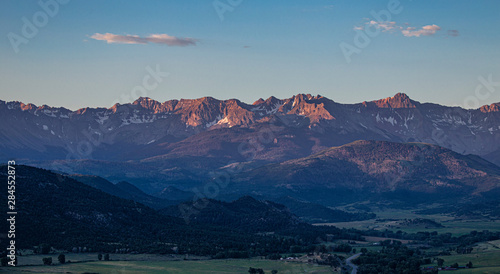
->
<box><xmin>216</xmin><ymin>116</ymin><xmax>231</xmax><ymax>126</ymax></box>
<box><xmin>206</xmin><ymin>115</ymin><xmax>223</xmax><ymax>128</ymax></box>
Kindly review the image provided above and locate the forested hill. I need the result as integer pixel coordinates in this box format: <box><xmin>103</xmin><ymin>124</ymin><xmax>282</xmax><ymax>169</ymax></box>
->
<box><xmin>0</xmin><ymin>165</ymin><xmax>314</xmax><ymax>255</ymax></box>
<box><xmin>0</xmin><ymin>165</ymin><xmax>363</xmax><ymax>256</ymax></box>
<box><xmin>160</xmin><ymin>196</ymin><xmax>304</xmax><ymax>233</ymax></box>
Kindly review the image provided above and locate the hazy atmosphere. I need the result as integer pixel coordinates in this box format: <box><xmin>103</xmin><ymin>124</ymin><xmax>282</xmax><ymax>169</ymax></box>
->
<box><xmin>1</xmin><ymin>1</ymin><xmax>500</xmax><ymax>273</ymax></box>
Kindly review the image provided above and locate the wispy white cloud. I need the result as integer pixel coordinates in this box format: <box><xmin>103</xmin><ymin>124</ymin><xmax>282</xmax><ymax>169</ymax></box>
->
<box><xmin>367</xmin><ymin>20</ymin><xmax>398</xmax><ymax>32</ymax></box>
<box><xmin>354</xmin><ymin>20</ymin><xmax>400</xmax><ymax>32</ymax></box>
<box><xmin>354</xmin><ymin>20</ymin><xmax>445</xmax><ymax>38</ymax></box>
<box><xmin>90</xmin><ymin>33</ymin><xmax>198</xmax><ymax>46</ymax></box>
<box><xmin>401</xmin><ymin>24</ymin><xmax>441</xmax><ymax>37</ymax></box>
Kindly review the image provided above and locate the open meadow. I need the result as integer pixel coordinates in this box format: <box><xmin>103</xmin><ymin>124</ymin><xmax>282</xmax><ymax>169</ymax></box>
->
<box><xmin>315</xmin><ymin>207</ymin><xmax>500</xmax><ymax>236</ymax></box>
<box><xmin>423</xmin><ymin>240</ymin><xmax>500</xmax><ymax>273</ymax></box>
<box><xmin>2</xmin><ymin>257</ymin><xmax>334</xmax><ymax>274</ymax></box>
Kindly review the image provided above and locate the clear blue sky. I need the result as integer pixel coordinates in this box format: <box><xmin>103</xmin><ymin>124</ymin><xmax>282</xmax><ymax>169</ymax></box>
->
<box><xmin>1</xmin><ymin>0</ymin><xmax>499</xmax><ymax>110</ymax></box>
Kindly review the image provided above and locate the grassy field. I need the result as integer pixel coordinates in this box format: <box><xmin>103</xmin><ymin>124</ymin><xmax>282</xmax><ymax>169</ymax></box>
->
<box><xmin>420</xmin><ymin>240</ymin><xmax>500</xmax><ymax>273</ymax></box>
<box><xmin>15</xmin><ymin>253</ymin><xmax>198</xmax><ymax>266</ymax></box>
<box><xmin>314</xmin><ymin>206</ymin><xmax>500</xmax><ymax>273</ymax></box>
<box><xmin>454</xmin><ymin>266</ymin><xmax>500</xmax><ymax>273</ymax></box>
<box><xmin>2</xmin><ymin>258</ymin><xmax>334</xmax><ymax>273</ymax></box>
<box><xmin>314</xmin><ymin>207</ymin><xmax>500</xmax><ymax>236</ymax></box>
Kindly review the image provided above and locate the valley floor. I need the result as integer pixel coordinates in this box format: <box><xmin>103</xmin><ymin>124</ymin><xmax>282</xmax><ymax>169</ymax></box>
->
<box><xmin>5</xmin><ymin>248</ymin><xmax>500</xmax><ymax>273</ymax></box>
<box><xmin>310</xmin><ymin>206</ymin><xmax>500</xmax><ymax>273</ymax></box>
<box><xmin>1</xmin><ymin>257</ymin><xmax>334</xmax><ymax>273</ymax></box>
<box><xmin>4</xmin><ymin>206</ymin><xmax>500</xmax><ymax>273</ymax></box>
<box><xmin>425</xmin><ymin>241</ymin><xmax>500</xmax><ymax>273</ymax></box>
<box><xmin>314</xmin><ymin>207</ymin><xmax>500</xmax><ymax>236</ymax></box>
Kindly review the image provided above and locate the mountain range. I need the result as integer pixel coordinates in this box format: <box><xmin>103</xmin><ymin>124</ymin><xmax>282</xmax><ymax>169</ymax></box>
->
<box><xmin>1</xmin><ymin>93</ymin><xmax>499</xmax><ymax>206</ymax></box>
<box><xmin>1</xmin><ymin>93</ymin><xmax>499</xmax><ymax>164</ymax></box>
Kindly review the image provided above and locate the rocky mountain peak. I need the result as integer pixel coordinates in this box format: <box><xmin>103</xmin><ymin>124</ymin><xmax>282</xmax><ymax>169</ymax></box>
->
<box><xmin>133</xmin><ymin>97</ymin><xmax>161</xmax><ymax>110</ymax></box>
<box><xmin>265</xmin><ymin>96</ymin><xmax>280</xmax><ymax>104</ymax></box>
<box><xmin>21</xmin><ymin>103</ymin><xmax>37</xmax><ymax>111</ymax></box>
<box><xmin>480</xmin><ymin>103</ymin><xmax>500</xmax><ymax>113</ymax></box>
<box><xmin>108</xmin><ymin>103</ymin><xmax>121</xmax><ymax>113</ymax></box>
<box><xmin>75</xmin><ymin>107</ymin><xmax>91</xmax><ymax>115</ymax></box>
<box><xmin>252</xmin><ymin>98</ymin><xmax>265</xmax><ymax>105</ymax></box>
<box><xmin>292</xmin><ymin>93</ymin><xmax>313</xmax><ymax>103</ymax></box>
<box><xmin>197</xmin><ymin>96</ymin><xmax>219</xmax><ymax>105</ymax></box>
<box><xmin>372</xmin><ymin>92</ymin><xmax>417</xmax><ymax>108</ymax></box>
